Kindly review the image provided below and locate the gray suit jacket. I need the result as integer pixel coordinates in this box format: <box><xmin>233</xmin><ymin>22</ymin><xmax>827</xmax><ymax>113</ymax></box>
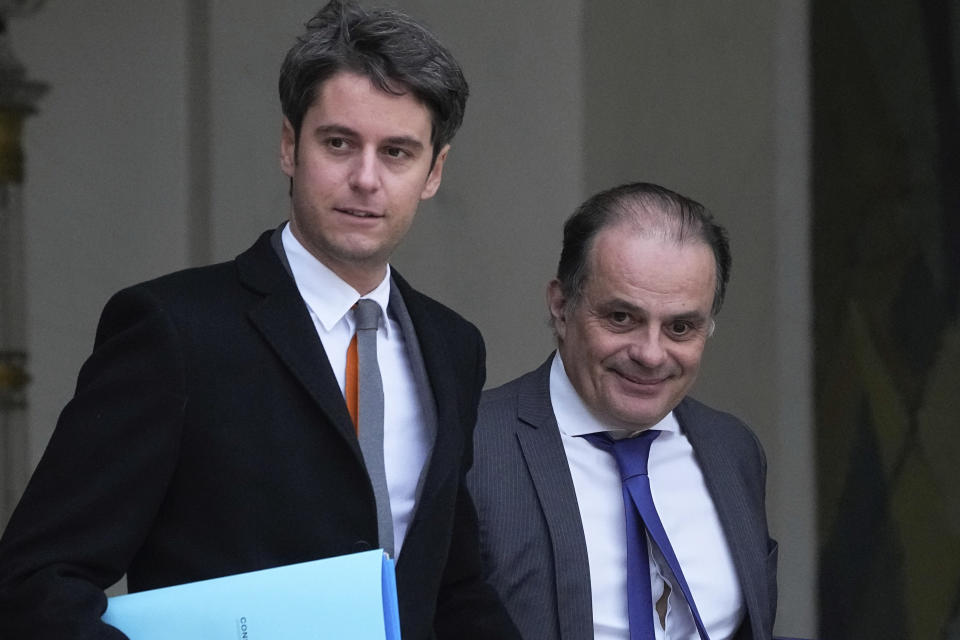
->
<box><xmin>467</xmin><ymin>355</ymin><xmax>777</xmax><ymax>640</ymax></box>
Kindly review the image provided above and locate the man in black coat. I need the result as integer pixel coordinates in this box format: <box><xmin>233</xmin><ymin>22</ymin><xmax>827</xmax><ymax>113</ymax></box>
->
<box><xmin>0</xmin><ymin>2</ymin><xmax>518</xmax><ymax>638</ymax></box>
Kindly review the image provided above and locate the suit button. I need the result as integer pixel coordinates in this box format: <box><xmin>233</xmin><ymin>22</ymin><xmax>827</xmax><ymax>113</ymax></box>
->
<box><xmin>354</xmin><ymin>540</ymin><xmax>372</xmax><ymax>551</ymax></box>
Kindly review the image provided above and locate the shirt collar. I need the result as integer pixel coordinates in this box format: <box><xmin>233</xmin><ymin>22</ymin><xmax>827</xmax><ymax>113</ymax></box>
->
<box><xmin>281</xmin><ymin>224</ymin><xmax>392</xmax><ymax>336</ymax></box>
<box><xmin>549</xmin><ymin>351</ymin><xmax>679</xmax><ymax>439</ymax></box>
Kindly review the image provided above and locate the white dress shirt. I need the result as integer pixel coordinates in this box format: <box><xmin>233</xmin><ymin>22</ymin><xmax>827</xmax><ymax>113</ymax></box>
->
<box><xmin>281</xmin><ymin>225</ymin><xmax>430</xmax><ymax>556</ymax></box>
<box><xmin>550</xmin><ymin>354</ymin><xmax>745</xmax><ymax>639</ymax></box>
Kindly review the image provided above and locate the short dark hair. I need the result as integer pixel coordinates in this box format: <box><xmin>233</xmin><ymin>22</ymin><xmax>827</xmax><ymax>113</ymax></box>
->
<box><xmin>278</xmin><ymin>0</ymin><xmax>469</xmax><ymax>164</ymax></box>
<box><xmin>556</xmin><ymin>182</ymin><xmax>732</xmax><ymax>316</ymax></box>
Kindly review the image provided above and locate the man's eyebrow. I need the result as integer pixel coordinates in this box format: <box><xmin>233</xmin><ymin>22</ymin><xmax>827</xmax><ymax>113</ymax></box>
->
<box><xmin>594</xmin><ymin>297</ymin><xmax>644</xmax><ymax>315</ymax></box>
<box><xmin>312</xmin><ymin>125</ymin><xmax>425</xmax><ymax>152</ymax></box>
<box><xmin>313</xmin><ymin>124</ymin><xmax>357</xmax><ymax>138</ymax></box>
<box><xmin>670</xmin><ymin>311</ymin><xmax>712</xmax><ymax>325</ymax></box>
<box><xmin>596</xmin><ymin>298</ymin><xmax>710</xmax><ymax>323</ymax></box>
<box><xmin>382</xmin><ymin>136</ymin><xmax>425</xmax><ymax>152</ymax></box>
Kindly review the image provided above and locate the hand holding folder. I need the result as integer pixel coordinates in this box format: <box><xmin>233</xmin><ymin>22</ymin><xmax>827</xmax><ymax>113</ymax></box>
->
<box><xmin>102</xmin><ymin>549</ymin><xmax>400</xmax><ymax>640</ymax></box>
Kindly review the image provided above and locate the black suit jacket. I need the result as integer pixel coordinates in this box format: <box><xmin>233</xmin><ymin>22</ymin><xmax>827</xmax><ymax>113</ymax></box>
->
<box><xmin>467</xmin><ymin>355</ymin><xmax>778</xmax><ymax>640</ymax></box>
<box><xmin>0</xmin><ymin>230</ymin><xmax>517</xmax><ymax>640</ymax></box>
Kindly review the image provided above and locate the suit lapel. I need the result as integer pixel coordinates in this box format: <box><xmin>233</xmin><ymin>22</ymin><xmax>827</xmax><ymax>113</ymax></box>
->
<box><xmin>389</xmin><ymin>274</ymin><xmax>445</xmax><ymax>438</ymax></box>
<box><xmin>236</xmin><ymin>231</ymin><xmax>362</xmax><ymax>460</ymax></box>
<box><xmin>678</xmin><ymin>400</ymin><xmax>766</xmax><ymax>640</ymax></box>
<box><xmin>387</xmin><ymin>280</ymin><xmax>438</xmax><ymax>509</ymax></box>
<box><xmin>516</xmin><ymin>357</ymin><xmax>594</xmax><ymax>640</ymax></box>
<box><xmin>388</xmin><ymin>273</ymin><xmax>461</xmax><ymax>506</ymax></box>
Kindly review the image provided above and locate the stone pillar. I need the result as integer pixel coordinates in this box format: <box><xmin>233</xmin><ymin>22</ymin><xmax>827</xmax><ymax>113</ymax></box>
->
<box><xmin>0</xmin><ymin>2</ymin><xmax>46</xmax><ymax>526</ymax></box>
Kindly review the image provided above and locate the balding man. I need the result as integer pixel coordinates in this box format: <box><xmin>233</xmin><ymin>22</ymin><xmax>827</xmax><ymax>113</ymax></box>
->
<box><xmin>468</xmin><ymin>182</ymin><xmax>777</xmax><ymax>640</ymax></box>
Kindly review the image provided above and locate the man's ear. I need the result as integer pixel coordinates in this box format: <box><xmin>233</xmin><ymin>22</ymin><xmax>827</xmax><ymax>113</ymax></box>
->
<box><xmin>420</xmin><ymin>144</ymin><xmax>450</xmax><ymax>200</ymax></box>
<box><xmin>280</xmin><ymin>117</ymin><xmax>296</xmax><ymax>177</ymax></box>
<box><xmin>547</xmin><ymin>279</ymin><xmax>568</xmax><ymax>341</ymax></box>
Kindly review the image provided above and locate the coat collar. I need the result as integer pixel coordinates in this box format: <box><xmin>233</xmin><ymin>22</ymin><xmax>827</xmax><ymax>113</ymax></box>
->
<box><xmin>677</xmin><ymin>400</ymin><xmax>771</xmax><ymax>640</ymax></box>
<box><xmin>237</xmin><ymin>230</ymin><xmax>360</xmax><ymax>458</ymax></box>
<box><xmin>515</xmin><ymin>354</ymin><xmax>595</xmax><ymax>640</ymax></box>
<box><xmin>388</xmin><ymin>272</ymin><xmax>463</xmax><ymax>499</ymax></box>
<box><xmin>235</xmin><ymin>231</ymin><xmax>462</xmax><ymax>506</ymax></box>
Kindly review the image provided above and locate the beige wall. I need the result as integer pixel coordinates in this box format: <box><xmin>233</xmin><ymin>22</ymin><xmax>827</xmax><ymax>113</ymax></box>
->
<box><xmin>12</xmin><ymin>1</ymin><xmax>194</xmax><ymax>467</ymax></box>
<box><xmin>9</xmin><ymin>1</ymin><xmax>814</xmax><ymax>635</ymax></box>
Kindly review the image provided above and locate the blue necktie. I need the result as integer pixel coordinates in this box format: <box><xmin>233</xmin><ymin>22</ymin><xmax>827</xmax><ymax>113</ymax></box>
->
<box><xmin>582</xmin><ymin>430</ymin><xmax>710</xmax><ymax>640</ymax></box>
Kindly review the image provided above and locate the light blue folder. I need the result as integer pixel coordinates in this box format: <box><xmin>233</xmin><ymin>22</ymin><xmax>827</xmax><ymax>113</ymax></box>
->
<box><xmin>102</xmin><ymin>549</ymin><xmax>400</xmax><ymax>640</ymax></box>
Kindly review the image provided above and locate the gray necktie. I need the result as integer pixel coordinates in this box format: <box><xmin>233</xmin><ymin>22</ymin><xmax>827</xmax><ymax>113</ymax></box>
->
<box><xmin>354</xmin><ymin>299</ymin><xmax>394</xmax><ymax>558</ymax></box>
